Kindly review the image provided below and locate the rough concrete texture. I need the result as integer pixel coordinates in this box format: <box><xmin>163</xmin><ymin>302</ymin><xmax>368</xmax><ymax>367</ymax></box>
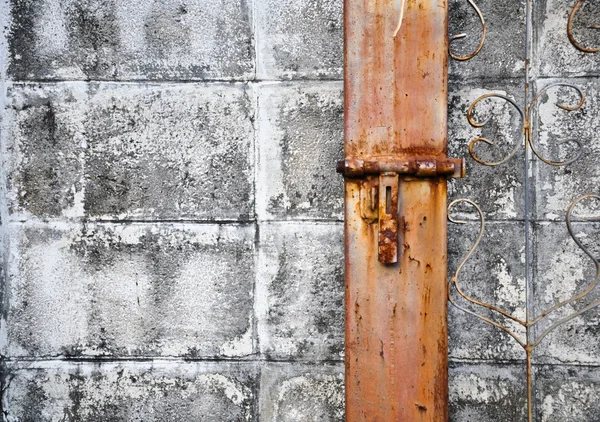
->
<box><xmin>4</xmin><ymin>82</ymin><xmax>254</xmax><ymax>221</ymax></box>
<box><xmin>2</xmin><ymin>361</ymin><xmax>258</xmax><ymax>421</ymax></box>
<box><xmin>3</xmin><ymin>223</ymin><xmax>255</xmax><ymax>358</ymax></box>
<box><xmin>255</xmin><ymin>0</ymin><xmax>343</xmax><ymax>80</ymax></box>
<box><xmin>449</xmin><ymin>363</ymin><xmax>527</xmax><ymax>421</ymax></box>
<box><xmin>537</xmin><ymin>365</ymin><xmax>600</xmax><ymax>422</ymax></box>
<box><xmin>7</xmin><ymin>0</ymin><xmax>255</xmax><ymax>81</ymax></box>
<box><xmin>257</xmin><ymin>223</ymin><xmax>344</xmax><ymax>361</ymax></box>
<box><xmin>1</xmin><ymin>0</ymin><xmax>600</xmax><ymax>420</ymax></box>
<box><xmin>259</xmin><ymin>364</ymin><xmax>344</xmax><ymax>422</ymax></box>
<box><xmin>256</xmin><ymin>82</ymin><xmax>344</xmax><ymax>221</ymax></box>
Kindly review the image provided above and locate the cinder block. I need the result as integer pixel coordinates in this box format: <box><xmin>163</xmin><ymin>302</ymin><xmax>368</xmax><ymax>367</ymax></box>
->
<box><xmin>534</xmin><ymin>79</ymin><xmax>600</xmax><ymax>221</ymax></box>
<box><xmin>2</xmin><ymin>361</ymin><xmax>258</xmax><ymax>421</ymax></box>
<box><xmin>537</xmin><ymin>365</ymin><xmax>600</xmax><ymax>422</ymax></box>
<box><xmin>259</xmin><ymin>363</ymin><xmax>344</xmax><ymax>422</ymax></box>
<box><xmin>448</xmin><ymin>222</ymin><xmax>529</xmax><ymax>361</ymax></box>
<box><xmin>3</xmin><ymin>83</ymin><xmax>86</xmax><ymax>219</ymax></box>
<box><xmin>255</xmin><ymin>0</ymin><xmax>342</xmax><ymax>80</ymax></box>
<box><xmin>449</xmin><ymin>0</ymin><xmax>526</xmax><ymax>81</ymax></box>
<box><xmin>7</xmin><ymin>0</ymin><xmax>254</xmax><ymax>80</ymax></box>
<box><xmin>3</xmin><ymin>222</ymin><xmax>256</xmax><ymax>358</ymax></box>
<box><xmin>534</xmin><ymin>0</ymin><xmax>600</xmax><ymax>78</ymax></box>
<box><xmin>256</xmin><ymin>82</ymin><xmax>343</xmax><ymax>221</ymax></box>
<box><xmin>5</xmin><ymin>82</ymin><xmax>254</xmax><ymax>221</ymax></box>
<box><xmin>532</xmin><ymin>222</ymin><xmax>600</xmax><ymax>365</ymax></box>
<box><xmin>449</xmin><ymin>363</ymin><xmax>527</xmax><ymax>421</ymax></box>
<box><xmin>256</xmin><ymin>222</ymin><xmax>344</xmax><ymax>361</ymax></box>
<box><xmin>448</xmin><ymin>81</ymin><xmax>527</xmax><ymax>221</ymax></box>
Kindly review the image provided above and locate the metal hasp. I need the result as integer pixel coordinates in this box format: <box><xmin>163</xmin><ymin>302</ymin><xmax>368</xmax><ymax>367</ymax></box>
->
<box><xmin>337</xmin><ymin>157</ymin><xmax>466</xmax><ymax>263</ymax></box>
<box><xmin>341</xmin><ymin>0</ymin><xmax>463</xmax><ymax>420</ymax></box>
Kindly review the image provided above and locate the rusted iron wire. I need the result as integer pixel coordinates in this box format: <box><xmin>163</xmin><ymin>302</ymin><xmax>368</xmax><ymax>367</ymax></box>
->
<box><xmin>568</xmin><ymin>0</ymin><xmax>599</xmax><ymax>53</ymax></box>
<box><xmin>393</xmin><ymin>0</ymin><xmax>407</xmax><ymax>39</ymax></box>
<box><xmin>449</xmin><ymin>195</ymin><xmax>600</xmax><ymax>421</ymax></box>
<box><xmin>467</xmin><ymin>83</ymin><xmax>585</xmax><ymax>167</ymax></box>
<box><xmin>449</xmin><ymin>0</ymin><xmax>487</xmax><ymax>61</ymax></box>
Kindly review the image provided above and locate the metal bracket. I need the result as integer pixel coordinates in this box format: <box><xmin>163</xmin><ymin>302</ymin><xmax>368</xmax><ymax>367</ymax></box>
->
<box><xmin>337</xmin><ymin>156</ymin><xmax>466</xmax><ymax>264</ymax></box>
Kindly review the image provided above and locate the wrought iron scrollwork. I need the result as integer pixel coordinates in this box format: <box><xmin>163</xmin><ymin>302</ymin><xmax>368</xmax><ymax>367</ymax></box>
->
<box><xmin>456</xmin><ymin>59</ymin><xmax>589</xmax><ymax>422</ymax></box>
<box><xmin>449</xmin><ymin>0</ymin><xmax>487</xmax><ymax>61</ymax></box>
<box><xmin>452</xmin><ymin>0</ymin><xmax>596</xmax><ymax>420</ymax></box>
<box><xmin>449</xmin><ymin>195</ymin><xmax>600</xmax><ymax>348</ymax></box>
<box><xmin>449</xmin><ymin>194</ymin><xmax>600</xmax><ymax>420</ymax></box>
<box><xmin>568</xmin><ymin>0</ymin><xmax>600</xmax><ymax>53</ymax></box>
<box><xmin>467</xmin><ymin>94</ymin><xmax>524</xmax><ymax>166</ymax></box>
<box><xmin>467</xmin><ymin>83</ymin><xmax>585</xmax><ymax>166</ymax></box>
<box><xmin>448</xmin><ymin>199</ymin><xmax>528</xmax><ymax>347</ymax></box>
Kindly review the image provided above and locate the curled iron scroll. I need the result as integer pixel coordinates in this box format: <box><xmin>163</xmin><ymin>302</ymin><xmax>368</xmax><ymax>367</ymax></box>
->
<box><xmin>467</xmin><ymin>94</ymin><xmax>524</xmax><ymax>166</ymax></box>
<box><xmin>449</xmin><ymin>0</ymin><xmax>486</xmax><ymax>61</ymax></box>
<box><xmin>466</xmin><ymin>85</ymin><xmax>586</xmax><ymax>167</ymax></box>
<box><xmin>568</xmin><ymin>0</ymin><xmax>600</xmax><ymax>53</ymax></box>
<box><xmin>447</xmin><ymin>199</ymin><xmax>527</xmax><ymax>347</ymax></box>
<box><xmin>528</xmin><ymin>83</ymin><xmax>585</xmax><ymax>166</ymax></box>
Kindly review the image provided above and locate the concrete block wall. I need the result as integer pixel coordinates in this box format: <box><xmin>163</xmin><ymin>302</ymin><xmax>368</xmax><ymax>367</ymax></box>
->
<box><xmin>0</xmin><ymin>0</ymin><xmax>598</xmax><ymax>420</ymax></box>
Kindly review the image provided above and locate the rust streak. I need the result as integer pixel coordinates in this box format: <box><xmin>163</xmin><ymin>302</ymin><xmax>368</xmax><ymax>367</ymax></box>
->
<box><xmin>344</xmin><ymin>0</ymin><xmax>449</xmax><ymax>420</ymax></box>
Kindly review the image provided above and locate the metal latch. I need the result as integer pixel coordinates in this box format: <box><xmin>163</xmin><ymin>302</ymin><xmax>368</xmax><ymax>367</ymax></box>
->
<box><xmin>337</xmin><ymin>157</ymin><xmax>466</xmax><ymax>264</ymax></box>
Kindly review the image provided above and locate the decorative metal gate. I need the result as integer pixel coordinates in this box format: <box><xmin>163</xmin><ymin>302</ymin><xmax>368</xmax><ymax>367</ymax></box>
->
<box><xmin>340</xmin><ymin>0</ymin><xmax>600</xmax><ymax>420</ymax></box>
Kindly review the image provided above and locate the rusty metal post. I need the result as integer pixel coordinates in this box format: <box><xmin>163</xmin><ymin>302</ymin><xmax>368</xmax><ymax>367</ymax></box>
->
<box><xmin>341</xmin><ymin>0</ymin><xmax>459</xmax><ymax>420</ymax></box>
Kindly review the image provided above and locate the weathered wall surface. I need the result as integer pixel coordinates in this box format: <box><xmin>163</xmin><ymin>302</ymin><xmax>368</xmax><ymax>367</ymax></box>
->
<box><xmin>0</xmin><ymin>0</ymin><xmax>598</xmax><ymax>420</ymax></box>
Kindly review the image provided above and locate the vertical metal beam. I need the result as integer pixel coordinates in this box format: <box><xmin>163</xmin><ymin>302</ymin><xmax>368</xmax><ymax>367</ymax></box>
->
<box><xmin>343</xmin><ymin>0</ymin><xmax>449</xmax><ymax>420</ymax></box>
